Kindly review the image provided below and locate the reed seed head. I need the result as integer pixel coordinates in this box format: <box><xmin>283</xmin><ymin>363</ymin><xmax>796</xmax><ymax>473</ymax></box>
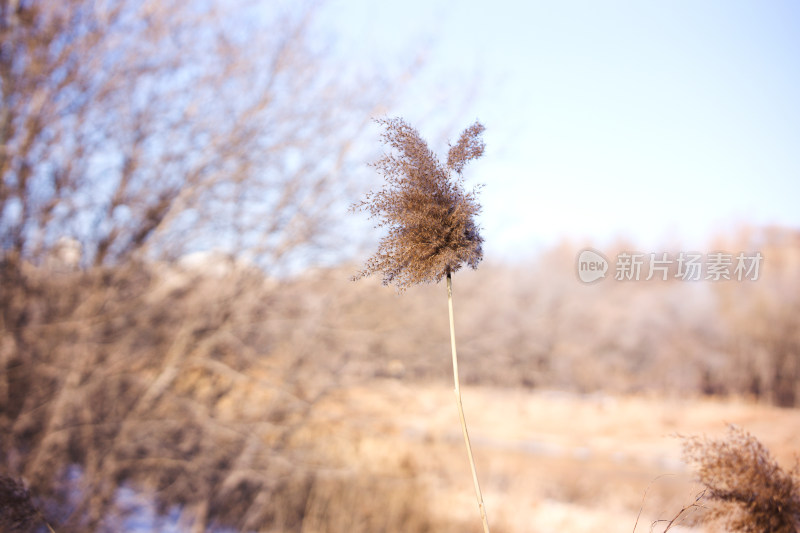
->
<box><xmin>682</xmin><ymin>425</ymin><xmax>800</xmax><ymax>532</ymax></box>
<box><xmin>352</xmin><ymin>117</ymin><xmax>485</xmax><ymax>291</ymax></box>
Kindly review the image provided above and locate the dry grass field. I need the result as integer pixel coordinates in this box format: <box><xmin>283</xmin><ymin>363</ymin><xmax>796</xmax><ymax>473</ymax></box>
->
<box><xmin>3</xmin><ymin>226</ymin><xmax>799</xmax><ymax>530</ymax></box>
<box><xmin>308</xmin><ymin>379</ymin><xmax>800</xmax><ymax>533</ymax></box>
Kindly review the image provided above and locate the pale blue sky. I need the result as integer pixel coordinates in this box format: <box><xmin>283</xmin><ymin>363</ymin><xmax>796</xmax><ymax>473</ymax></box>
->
<box><xmin>323</xmin><ymin>1</ymin><xmax>800</xmax><ymax>258</ymax></box>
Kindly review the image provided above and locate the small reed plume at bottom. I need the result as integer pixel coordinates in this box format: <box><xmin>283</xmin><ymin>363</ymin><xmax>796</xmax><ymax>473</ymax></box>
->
<box><xmin>0</xmin><ymin>473</ymin><xmax>56</xmax><ymax>532</ymax></box>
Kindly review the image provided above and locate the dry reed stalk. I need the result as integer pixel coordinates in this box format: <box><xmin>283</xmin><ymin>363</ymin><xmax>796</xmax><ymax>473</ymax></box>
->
<box><xmin>447</xmin><ymin>271</ymin><xmax>490</xmax><ymax>532</ymax></box>
<box><xmin>353</xmin><ymin>117</ymin><xmax>491</xmax><ymax>531</ymax></box>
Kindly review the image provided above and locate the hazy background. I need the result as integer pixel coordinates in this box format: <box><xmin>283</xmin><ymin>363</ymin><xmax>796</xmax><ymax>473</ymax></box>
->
<box><xmin>1</xmin><ymin>1</ymin><xmax>798</xmax><ymax>532</ymax></box>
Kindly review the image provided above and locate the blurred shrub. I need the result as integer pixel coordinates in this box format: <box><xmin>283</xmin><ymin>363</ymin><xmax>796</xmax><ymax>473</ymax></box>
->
<box><xmin>0</xmin><ymin>258</ymin><xmax>449</xmax><ymax>531</ymax></box>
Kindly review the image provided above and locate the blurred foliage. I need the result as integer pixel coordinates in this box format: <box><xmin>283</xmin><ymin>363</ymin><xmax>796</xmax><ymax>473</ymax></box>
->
<box><xmin>2</xmin><ymin>225</ymin><xmax>798</xmax><ymax>529</ymax></box>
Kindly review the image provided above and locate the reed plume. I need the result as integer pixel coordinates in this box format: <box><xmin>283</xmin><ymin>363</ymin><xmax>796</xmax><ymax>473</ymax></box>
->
<box><xmin>352</xmin><ymin>117</ymin><xmax>484</xmax><ymax>290</ymax></box>
<box><xmin>681</xmin><ymin>425</ymin><xmax>800</xmax><ymax>532</ymax></box>
<box><xmin>353</xmin><ymin>117</ymin><xmax>491</xmax><ymax>532</ymax></box>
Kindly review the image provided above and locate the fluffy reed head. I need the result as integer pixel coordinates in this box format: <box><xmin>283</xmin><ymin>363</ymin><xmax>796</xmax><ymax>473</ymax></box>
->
<box><xmin>352</xmin><ymin>117</ymin><xmax>485</xmax><ymax>290</ymax></box>
<box><xmin>682</xmin><ymin>425</ymin><xmax>800</xmax><ymax>532</ymax></box>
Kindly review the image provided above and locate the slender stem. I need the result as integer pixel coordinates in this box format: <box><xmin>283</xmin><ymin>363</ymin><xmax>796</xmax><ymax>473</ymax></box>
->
<box><xmin>447</xmin><ymin>271</ymin><xmax>490</xmax><ymax>533</ymax></box>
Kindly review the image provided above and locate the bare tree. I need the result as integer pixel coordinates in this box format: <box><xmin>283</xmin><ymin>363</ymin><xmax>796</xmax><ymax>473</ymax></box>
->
<box><xmin>712</xmin><ymin>226</ymin><xmax>800</xmax><ymax>406</ymax></box>
<box><xmin>0</xmin><ymin>1</ymin><xmax>432</xmax><ymax>531</ymax></box>
<box><xmin>0</xmin><ymin>0</ymin><xmax>386</xmax><ymax>272</ymax></box>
